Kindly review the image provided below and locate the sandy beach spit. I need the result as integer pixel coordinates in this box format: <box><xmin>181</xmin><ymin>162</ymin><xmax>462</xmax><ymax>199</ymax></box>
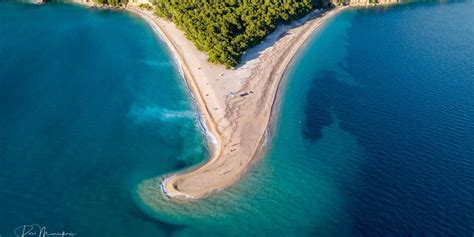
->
<box><xmin>126</xmin><ymin>6</ymin><xmax>347</xmax><ymax>201</ymax></box>
<box><xmin>68</xmin><ymin>0</ymin><xmax>346</xmax><ymax>200</ymax></box>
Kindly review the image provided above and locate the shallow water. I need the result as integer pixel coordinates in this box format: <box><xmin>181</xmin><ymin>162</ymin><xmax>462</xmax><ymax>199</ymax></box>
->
<box><xmin>1</xmin><ymin>1</ymin><xmax>473</xmax><ymax>236</ymax></box>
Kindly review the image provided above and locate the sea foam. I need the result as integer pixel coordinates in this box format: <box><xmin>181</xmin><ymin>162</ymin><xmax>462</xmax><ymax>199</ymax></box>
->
<box><xmin>127</xmin><ymin>104</ymin><xmax>196</xmax><ymax>123</ymax></box>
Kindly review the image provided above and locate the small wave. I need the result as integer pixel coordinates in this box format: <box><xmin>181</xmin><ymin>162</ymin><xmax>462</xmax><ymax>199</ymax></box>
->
<box><xmin>139</xmin><ymin>58</ymin><xmax>172</xmax><ymax>68</ymax></box>
<box><xmin>128</xmin><ymin>104</ymin><xmax>196</xmax><ymax>123</ymax></box>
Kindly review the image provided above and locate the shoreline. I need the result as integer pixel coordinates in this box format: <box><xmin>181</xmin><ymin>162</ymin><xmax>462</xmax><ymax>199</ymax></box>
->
<box><xmin>64</xmin><ymin>0</ymin><xmax>347</xmax><ymax>201</ymax></box>
<box><xmin>127</xmin><ymin>7</ymin><xmax>222</xmax><ymax>169</ymax></box>
<box><xmin>128</xmin><ymin>6</ymin><xmax>348</xmax><ymax>200</ymax></box>
<box><xmin>126</xmin><ymin>8</ymin><xmax>227</xmax><ymax>200</ymax></box>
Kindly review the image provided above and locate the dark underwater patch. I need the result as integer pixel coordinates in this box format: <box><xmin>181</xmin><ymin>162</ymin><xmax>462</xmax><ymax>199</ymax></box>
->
<box><xmin>303</xmin><ymin>70</ymin><xmax>342</xmax><ymax>141</ymax></box>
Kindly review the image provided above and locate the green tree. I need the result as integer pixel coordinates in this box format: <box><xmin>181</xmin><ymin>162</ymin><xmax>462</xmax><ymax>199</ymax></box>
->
<box><xmin>151</xmin><ymin>0</ymin><xmax>318</xmax><ymax>68</ymax></box>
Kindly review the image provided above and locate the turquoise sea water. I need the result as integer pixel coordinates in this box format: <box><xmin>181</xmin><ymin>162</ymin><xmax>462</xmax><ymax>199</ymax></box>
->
<box><xmin>1</xmin><ymin>1</ymin><xmax>473</xmax><ymax>236</ymax></box>
<box><xmin>0</xmin><ymin>2</ymin><xmax>206</xmax><ymax>236</ymax></box>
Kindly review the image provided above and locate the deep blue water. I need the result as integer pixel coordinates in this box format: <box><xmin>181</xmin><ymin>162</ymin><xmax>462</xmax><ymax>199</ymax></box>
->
<box><xmin>1</xmin><ymin>1</ymin><xmax>473</xmax><ymax>236</ymax></box>
<box><xmin>337</xmin><ymin>3</ymin><xmax>474</xmax><ymax>234</ymax></box>
<box><xmin>293</xmin><ymin>2</ymin><xmax>474</xmax><ymax>235</ymax></box>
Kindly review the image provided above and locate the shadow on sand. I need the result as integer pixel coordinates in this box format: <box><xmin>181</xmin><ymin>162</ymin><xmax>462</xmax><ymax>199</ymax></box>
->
<box><xmin>235</xmin><ymin>8</ymin><xmax>329</xmax><ymax>70</ymax></box>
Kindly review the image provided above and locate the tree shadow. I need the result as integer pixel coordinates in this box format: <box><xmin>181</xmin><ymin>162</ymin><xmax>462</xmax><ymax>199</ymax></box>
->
<box><xmin>235</xmin><ymin>9</ymin><xmax>329</xmax><ymax>69</ymax></box>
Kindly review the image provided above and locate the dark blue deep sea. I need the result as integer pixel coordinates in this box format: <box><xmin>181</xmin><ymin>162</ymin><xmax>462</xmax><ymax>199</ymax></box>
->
<box><xmin>298</xmin><ymin>2</ymin><xmax>474</xmax><ymax>235</ymax></box>
<box><xmin>1</xmin><ymin>1</ymin><xmax>473</xmax><ymax>236</ymax></box>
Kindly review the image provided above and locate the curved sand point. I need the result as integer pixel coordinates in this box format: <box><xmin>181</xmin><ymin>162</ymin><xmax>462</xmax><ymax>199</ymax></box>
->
<box><xmin>128</xmin><ymin>6</ymin><xmax>347</xmax><ymax>201</ymax></box>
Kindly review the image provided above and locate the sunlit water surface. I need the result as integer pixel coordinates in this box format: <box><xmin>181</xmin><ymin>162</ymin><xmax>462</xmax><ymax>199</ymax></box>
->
<box><xmin>1</xmin><ymin>1</ymin><xmax>473</xmax><ymax>236</ymax></box>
